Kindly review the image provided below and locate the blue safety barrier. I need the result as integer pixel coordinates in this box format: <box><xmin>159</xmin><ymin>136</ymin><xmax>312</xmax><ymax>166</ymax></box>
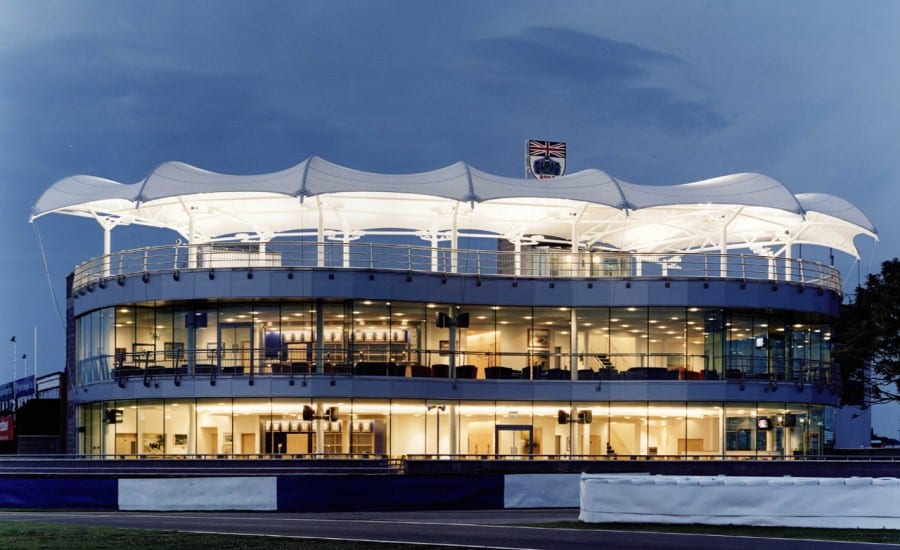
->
<box><xmin>0</xmin><ymin>477</ymin><xmax>118</xmax><ymax>509</ymax></box>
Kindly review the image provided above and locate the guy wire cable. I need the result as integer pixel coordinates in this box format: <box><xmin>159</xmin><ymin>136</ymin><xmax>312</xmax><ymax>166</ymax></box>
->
<box><xmin>33</xmin><ymin>220</ymin><xmax>66</xmax><ymax>329</ymax></box>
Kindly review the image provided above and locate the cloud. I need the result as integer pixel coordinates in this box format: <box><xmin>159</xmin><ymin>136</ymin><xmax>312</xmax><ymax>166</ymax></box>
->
<box><xmin>458</xmin><ymin>27</ymin><xmax>727</xmax><ymax>136</ymax></box>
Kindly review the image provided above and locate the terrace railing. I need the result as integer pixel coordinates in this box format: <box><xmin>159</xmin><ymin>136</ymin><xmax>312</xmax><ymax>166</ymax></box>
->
<box><xmin>76</xmin><ymin>346</ymin><xmax>836</xmax><ymax>390</ymax></box>
<box><xmin>73</xmin><ymin>241</ymin><xmax>842</xmax><ymax>293</ymax></box>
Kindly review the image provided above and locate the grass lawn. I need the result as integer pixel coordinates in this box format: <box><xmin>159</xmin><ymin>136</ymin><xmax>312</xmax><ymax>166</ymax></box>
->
<box><xmin>0</xmin><ymin>522</ymin><xmax>453</xmax><ymax>550</ymax></box>
<box><xmin>1</xmin><ymin>518</ymin><xmax>898</xmax><ymax>548</ymax></box>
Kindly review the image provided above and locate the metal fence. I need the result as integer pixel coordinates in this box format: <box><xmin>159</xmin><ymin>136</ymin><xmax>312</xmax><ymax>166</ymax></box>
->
<box><xmin>73</xmin><ymin>241</ymin><xmax>842</xmax><ymax>293</ymax></box>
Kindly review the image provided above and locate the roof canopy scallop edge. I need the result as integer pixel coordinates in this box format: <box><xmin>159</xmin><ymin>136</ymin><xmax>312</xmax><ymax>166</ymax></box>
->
<box><xmin>31</xmin><ymin>156</ymin><xmax>877</xmax><ymax>258</ymax></box>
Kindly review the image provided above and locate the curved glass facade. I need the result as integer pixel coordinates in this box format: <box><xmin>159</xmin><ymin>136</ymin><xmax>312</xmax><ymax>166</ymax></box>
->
<box><xmin>79</xmin><ymin>397</ymin><xmax>826</xmax><ymax>458</ymax></box>
<box><xmin>75</xmin><ymin>300</ymin><xmax>834</xmax><ymax>386</ymax></box>
<box><xmin>72</xmin><ymin>290</ymin><xmax>837</xmax><ymax>459</ymax></box>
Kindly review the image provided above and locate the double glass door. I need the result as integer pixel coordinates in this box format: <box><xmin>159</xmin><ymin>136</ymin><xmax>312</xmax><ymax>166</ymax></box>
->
<box><xmin>495</xmin><ymin>425</ymin><xmax>535</xmax><ymax>457</ymax></box>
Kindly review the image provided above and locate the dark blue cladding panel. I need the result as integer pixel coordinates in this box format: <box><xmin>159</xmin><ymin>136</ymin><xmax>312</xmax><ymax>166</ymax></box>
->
<box><xmin>277</xmin><ymin>474</ymin><xmax>504</xmax><ymax>512</ymax></box>
<box><xmin>76</xmin><ymin>269</ymin><xmax>840</xmax><ymax>319</ymax></box>
<box><xmin>0</xmin><ymin>478</ymin><xmax>118</xmax><ymax>509</ymax></box>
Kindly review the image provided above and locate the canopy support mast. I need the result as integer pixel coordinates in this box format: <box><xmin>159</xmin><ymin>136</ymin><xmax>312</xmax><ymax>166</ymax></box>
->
<box><xmin>94</xmin><ymin>215</ymin><xmax>122</xmax><ymax>278</ymax></box>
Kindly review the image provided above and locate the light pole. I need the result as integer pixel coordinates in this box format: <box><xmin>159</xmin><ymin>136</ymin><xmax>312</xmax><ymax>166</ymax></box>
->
<box><xmin>9</xmin><ymin>336</ymin><xmax>15</xmax><ymax>411</ymax></box>
<box><xmin>21</xmin><ymin>354</ymin><xmax>27</xmax><ymax>404</ymax></box>
<box><xmin>9</xmin><ymin>336</ymin><xmax>16</xmax><ymax>383</ymax></box>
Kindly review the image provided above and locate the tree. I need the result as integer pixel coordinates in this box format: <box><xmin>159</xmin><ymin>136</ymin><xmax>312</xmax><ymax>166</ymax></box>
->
<box><xmin>834</xmin><ymin>258</ymin><xmax>900</xmax><ymax>406</ymax></box>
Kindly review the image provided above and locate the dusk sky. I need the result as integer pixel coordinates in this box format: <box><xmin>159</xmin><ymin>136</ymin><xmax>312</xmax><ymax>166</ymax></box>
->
<box><xmin>1</xmin><ymin>1</ymin><xmax>898</xmax><ymax>435</ymax></box>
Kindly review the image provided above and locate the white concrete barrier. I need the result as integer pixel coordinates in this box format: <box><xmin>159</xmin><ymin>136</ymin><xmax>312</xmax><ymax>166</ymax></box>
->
<box><xmin>580</xmin><ymin>474</ymin><xmax>900</xmax><ymax>529</ymax></box>
<box><xmin>119</xmin><ymin>476</ymin><xmax>277</xmax><ymax>511</ymax></box>
<box><xmin>504</xmin><ymin>474</ymin><xmax>582</xmax><ymax>508</ymax></box>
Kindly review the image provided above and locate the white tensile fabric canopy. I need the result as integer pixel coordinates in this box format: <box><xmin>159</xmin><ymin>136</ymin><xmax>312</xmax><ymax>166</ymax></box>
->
<box><xmin>31</xmin><ymin>156</ymin><xmax>877</xmax><ymax>258</ymax></box>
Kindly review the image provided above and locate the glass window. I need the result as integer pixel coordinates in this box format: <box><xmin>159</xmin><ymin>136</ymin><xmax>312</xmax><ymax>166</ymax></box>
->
<box><xmin>75</xmin><ymin>308</ymin><xmax>117</xmax><ymax>384</ymax></box>
<box><xmin>609</xmin><ymin>402</ymin><xmax>646</xmax><ymax>457</ymax></box>
<box><xmin>531</xmin><ymin>307</ymin><xmax>571</xmax><ymax>375</ymax></box>
<box><xmin>578</xmin><ymin>402</ymin><xmax>611</xmax><ymax>456</ymax></box>
<box><xmin>458</xmin><ymin>400</ymin><xmax>495</xmax><ymax>456</ymax></box>
<box><xmin>685</xmin><ymin>308</ymin><xmax>708</xmax><ymax>377</ymax></box>
<box><xmin>390</xmin><ymin>399</ymin><xmax>426</xmax><ymax>457</ymax></box>
<box><xmin>702</xmin><ymin>309</ymin><xmax>725</xmax><ymax>379</ymax></box>
<box><xmin>756</xmin><ymin>403</ymin><xmax>786</xmax><ymax>458</ymax></box>
<box><xmin>105</xmin><ymin>400</ymin><xmax>138</xmax><ymax>456</ymax></box>
<box><xmin>132</xmin><ymin>308</ymin><xmax>158</xmax><ymax>365</ymax></box>
<box><xmin>686</xmin><ymin>401</ymin><xmax>721</xmax><ymax>457</ymax></box>
<box><xmin>724</xmin><ymin>402</ymin><xmax>759</xmax><ymax>456</ymax></box>
<box><xmin>278</xmin><ymin>302</ymin><xmax>314</xmax><ymax>369</ymax></box>
<box><xmin>648</xmin><ymin>308</ymin><xmax>686</xmax><ymax>375</ymax></box>
<box><xmin>648</xmin><ymin>402</ymin><xmax>686</xmax><ymax>457</ymax></box>
<box><xmin>424</xmin><ymin>400</ymin><xmax>455</xmax><ymax>455</ymax></box>
<box><xmin>78</xmin><ymin>403</ymin><xmax>103</xmax><ymax>455</ymax></box>
<box><xmin>348</xmin><ymin>399</ymin><xmax>389</xmax><ymax>456</ymax></box>
<box><xmin>609</xmin><ymin>307</ymin><xmax>646</xmax><ymax>372</ymax></box>
<box><xmin>263</xmin><ymin>397</ymin><xmax>310</xmax><ymax>455</ymax></box>
<box><xmin>808</xmin><ymin>405</ymin><xmax>825</xmax><ymax>455</ymax></box>
<box><xmin>390</xmin><ymin>302</ymin><xmax>427</xmax><ymax>369</ymax></box>
<box><xmin>496</xmin><ymin>306</ymin><xmax>532</xmax><ymax>374</ymax></box>
<box><xmin>196</xmin><ymin>398</ymin><xmax>233</xmax><ymax>456</ymax></box>
<box><xmin>463</xmin><ymin>306</ymin><xmax>497</xmax><ymax>375</ymax></box>
<box><xmin>314</xmin><ymin>302</ymin><xmax>347</xmax><ymax>368</ymax></box>
<box><xmin>166</xmin><ymin>400</ymin><xmax>193</xmax><ymax>455</ymax></box>
<box><xmin>251</xmin><ymin>304</ymin><xmax>280</xmax><ymax>374</ymax></box>
<box><xmin>578</xmin><ymin>308</ymin><xmax>612</xmax><ymax>376</ymax></box>
<box><xmin>783</xmin><ymin>404</ymin><xmax>810</xmax><ymax>456</ymax></box>
<box><xmin>725</xmin><ymin>314</ymin><xmax>754</xmax><ymax>378</ymax></box>
<box><xmin>137</xmin><ymin>401</ymin><xmax>166</xmax><ymax>455</ymax></box>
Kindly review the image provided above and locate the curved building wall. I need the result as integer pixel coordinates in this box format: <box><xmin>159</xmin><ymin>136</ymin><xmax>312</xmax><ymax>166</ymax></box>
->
<box><xmin>69</xmin><ymin>264</ymin><xmax>839</xmax><ymax>459</ymax></box>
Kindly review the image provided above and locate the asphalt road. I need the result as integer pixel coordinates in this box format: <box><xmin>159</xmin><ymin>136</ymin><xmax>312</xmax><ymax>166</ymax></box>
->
<box><xmin>2</xmin><ymin>509</ymin><xmax>893</xmax><ymax>549</ymax></box>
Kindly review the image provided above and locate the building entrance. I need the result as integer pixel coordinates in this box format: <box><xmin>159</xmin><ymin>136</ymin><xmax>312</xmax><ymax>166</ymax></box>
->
<box><xmin>495</xmin><ymin>425</ymin><xmax>534</xmax><ymax>457</ymax></box>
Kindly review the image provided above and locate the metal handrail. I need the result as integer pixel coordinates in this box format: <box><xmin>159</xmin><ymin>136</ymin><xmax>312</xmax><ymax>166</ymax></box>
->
<box><xmin>76</xmin><ymin>346</ymin><xmax>836</xmax><ymax>387</ymax></box>
<box><xmin>3</xmin><ymin>453</ymin><xmax>898</xmax><ymax>462</ymax></box>
<box><xmin>403</xmin><ymin>453</ymin><xmax>900</xmax><ymax>462</ymax></box>
<box><xmin>72</xmin><ymin>241</ymin><xmax>842</xmax><ymax>293</ymax></box>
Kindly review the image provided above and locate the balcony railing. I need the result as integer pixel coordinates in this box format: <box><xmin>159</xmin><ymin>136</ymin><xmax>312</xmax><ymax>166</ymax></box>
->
<box><xmin>72</xmin><ymin>241</ymin><xmax>842</xmax><ymax>293</ymax></box>
<box><xmin>76</xmin><ymin>347</ymin><xmax>836</xmax><ymax>389</ymax></box>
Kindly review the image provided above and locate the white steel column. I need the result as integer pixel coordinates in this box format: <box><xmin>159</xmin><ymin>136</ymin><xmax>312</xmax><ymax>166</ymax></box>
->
<box><xmin>571</xmin><ymin>220</ymin><xmax>579</xmax><ymax>277</ymax></box>
<box><xmin>720</xmin><ymin>226</ymin><xmax>728</xmax><ymax>278</ymax></box>
<box><xmin>96</xmin><ymin>216</ymin><xmax>120</xmax><ymax>278</ymax></box>
<box><xmin>102</xmin><ymin>226</ymin><xmax>111</xmax><ymax>277</ymax></box>
<box><xmin>514</xmin><ymin>239</ymin><xmax>522</xmax><ymax>276</ymax></box>
<box><xmin>785</xmin><ymin>243</ymin><xmax>793</xmax><ymax>282</ymax></box>
<box><xmin>451</xmin><ymin>203</ymin><xmax>459</xmax><ymax>273</ymax></box>
<box><xmin>316</xmin><ymin>197</ymin><xmax>325</xmax><ymax>267</ymax></box>
<box><xmin>431</xmin><ymin>234</ymin><xmax>439</xmax><ymax>272</ymax></box>
<box><xmin>187</xmin><ymin>214</ymin><xmax>197</xmax><ymax>269</ymax></box>
<box><xmin>342</xmin><ymin>239</ymin><xmax>350</xmax><ymax>268</ymax></box>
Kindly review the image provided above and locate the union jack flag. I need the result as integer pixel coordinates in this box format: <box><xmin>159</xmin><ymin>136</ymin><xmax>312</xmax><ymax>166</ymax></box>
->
<box><xmin>528</xmin><ymin>140</ymin><xmax>566</xmax><ymax>158</ymax></box>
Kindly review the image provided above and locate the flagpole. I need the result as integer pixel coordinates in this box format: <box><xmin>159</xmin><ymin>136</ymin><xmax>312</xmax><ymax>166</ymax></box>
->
<box><xmin>524</xmin><ymin>139</ymin><xmax>529</xmax><ymax>180</ymax></box>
